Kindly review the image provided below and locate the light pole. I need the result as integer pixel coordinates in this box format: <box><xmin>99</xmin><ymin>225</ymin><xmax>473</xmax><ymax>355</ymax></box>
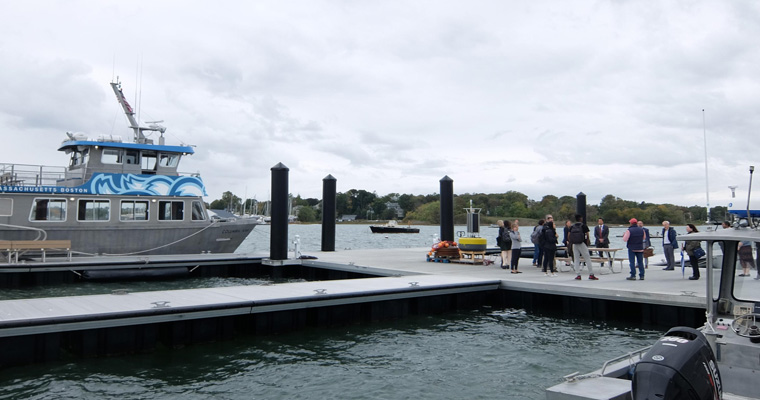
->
<box><xmin>702</xmin><ymin>109</ymin><xmax>710</xmax><ymax>223</ymax></box>
<box><xmin>747</xmin><ymin>166</ymin><xmax>754</xmax><ymax>228</ymax></box>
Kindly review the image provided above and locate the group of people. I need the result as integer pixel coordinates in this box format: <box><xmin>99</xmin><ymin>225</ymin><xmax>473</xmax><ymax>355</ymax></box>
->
<box><xmin>498</xmin><ymin>215</ymin><xmax>758</xmax><ymax>282</ymax></box>
<box><xmin>663</xmin><ymin>220</ymin><xmax>758</xmax><ymax>280</ymax></box>
<box><xmin>526</xmin><ymin>214</ymin><xmax>599</xmax><ymax>279</ymax></box>
<box><xmin>496</xmin><ymin>219</ymin><xmax>523</xmax><ymax>274</ymax></box>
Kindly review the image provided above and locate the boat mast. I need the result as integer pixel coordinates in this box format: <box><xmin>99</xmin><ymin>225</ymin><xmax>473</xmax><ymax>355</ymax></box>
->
<box><xmin>110</xmin><ymin>79</ymin><xmax>166</xmax><ymax>144</ymax></box>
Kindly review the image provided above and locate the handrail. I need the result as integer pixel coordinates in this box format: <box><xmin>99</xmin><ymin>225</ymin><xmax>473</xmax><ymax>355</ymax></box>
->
<box><xmin>564</xmin><ymin>345</ymin><xmax>652</xmax><ymax>382</ymax></box>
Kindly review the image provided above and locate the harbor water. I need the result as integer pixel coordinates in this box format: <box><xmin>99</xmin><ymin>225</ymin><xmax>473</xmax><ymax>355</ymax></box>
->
<box><xmin>0</xmin><ymin>224</ymin><xmax>668</xmax><ymax>399</ymax></box>
<box><xmin>0</xmin><ymin>309</ymin><xmax>662</xmax><ymax>399</ymax></box>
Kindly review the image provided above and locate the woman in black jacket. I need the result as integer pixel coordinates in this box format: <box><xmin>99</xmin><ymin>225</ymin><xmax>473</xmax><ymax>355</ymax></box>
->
<box><xmin>497</xmin><ymin>220</ymin><xmax>512</xmax><ymax>269</ymax></box>
<box><xmin>683</xmin><ymin>224</ymin><xmax>702</xmax><ymax>280</ymax></box>
<box><xmin>541</xmin><ymin>221</ymin><xmax>558</xmax><ymax>276</ymax></box>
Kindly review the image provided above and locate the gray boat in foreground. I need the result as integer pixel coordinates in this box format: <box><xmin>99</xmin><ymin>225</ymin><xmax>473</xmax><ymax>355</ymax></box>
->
<box><xmin>546</xmin><ymin>226</ymin><xmax>760</xmax><ymax>399</ymax></box>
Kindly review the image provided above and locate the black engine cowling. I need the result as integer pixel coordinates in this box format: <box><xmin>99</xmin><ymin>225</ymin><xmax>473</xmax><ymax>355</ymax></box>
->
<box><xmin>632</xmin><ymin>327</ymin><xmax>721</xmax><ymax>400</ymax></box>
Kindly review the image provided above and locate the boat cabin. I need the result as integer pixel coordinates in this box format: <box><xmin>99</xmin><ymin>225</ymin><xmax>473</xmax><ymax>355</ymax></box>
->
<box><xmin>58</xmin><ymin>139</ymin><xmax>194</xmax><ymax>187</ymax></box>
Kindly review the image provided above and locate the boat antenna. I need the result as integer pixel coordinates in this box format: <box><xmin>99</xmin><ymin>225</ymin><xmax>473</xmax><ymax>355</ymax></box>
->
<box><xmin>110</xmin><ymin>78</ymin><xmax>166</xmax><ymax>144</ymax></box>
<box><xmin>747</xmin><ymin>166</ymin><xmax>755</xmax><ymax>229</ymax></box>
<box><xmin>702</xmin><ymin>109</ymin><xmax>711</xmax><ymax>224</ymax></box>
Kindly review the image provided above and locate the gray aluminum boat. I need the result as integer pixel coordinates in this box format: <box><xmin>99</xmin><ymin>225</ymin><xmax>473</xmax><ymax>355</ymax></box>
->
<box><xmin>546</xmin><ymin>226</ymin><xmax>760</xmax><ymax>399</ymax></box>
<box><xmin>0</xmin><ymin>80</ymin><xmax>256</xmax><ymax>257</ymax></box>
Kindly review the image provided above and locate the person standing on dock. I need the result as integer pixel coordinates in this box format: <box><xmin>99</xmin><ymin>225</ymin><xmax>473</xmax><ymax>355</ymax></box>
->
<box><xmin>737</xmin><ymin>240</ymin><xmax>755</xmax><ymax>277</ymax></box>
<box><xmin>509</xmin><ymin>221</ymin><xmax>523</xmax><ymax>273</ymax></box>
<box><xmin>683</xmin><ymin>224</ymin><xmax>703</xmax><ymax>280</ymax></box>
<box><xmin>497</xmin><ymin>220</ymin><xmax>513</xmax><ymax>269</ymax></box>
<box><xmin>541</xmin><ymin>219</ymin><xmax>558</xmax><ymax>276</ymax></box>
<box><xmin>623</xmin><ymin>218</ymin><xmax>646</xmax><ymax>280</ymax></box>
<box><xmin>562</xmin><ymin>219</ymin><xmax>574</xmax><ymax>265</ymax></box>
<box><xmin>570</xmin><ymin>214</ymin><xmax>597</xmax><ymax>280</ymax></box>
<box><xmin>531</xmin><ymin>219</ymin><xmax>545</xmax><ymax>267</ymax></box>
<box><xmin>594</xmin><ymin>218</ymin><xmax>610</xmax><ymax>265</ymax></box>
<box><xmin>661</xmin><ymin>221</ymin><xmax>678</xmax><ymax>271</ymax></box>
<box><xmin>638</xmin><ymin>220</ymin><xmax>651</xmax><ymax>269</ymax></box>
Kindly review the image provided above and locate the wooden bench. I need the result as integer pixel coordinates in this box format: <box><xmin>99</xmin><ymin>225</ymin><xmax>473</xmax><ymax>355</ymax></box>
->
<box><xmin>1</xmin><ymin>240</ymin><xmax>72</xmax><ymax>263</ymax></box>
<box><xmin>556</xmin><ymin>256</ymin><xmax>623</xmax><ymax>274</ymax></box>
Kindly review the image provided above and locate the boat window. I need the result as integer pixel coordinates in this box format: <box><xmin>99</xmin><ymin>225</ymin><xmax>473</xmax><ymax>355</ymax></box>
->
<box><xmin>120</xmin><ymin>200</ymin><xmax>149</xmax><ymax>221</ymax></box>
<box><xmin>0</xmin><ymin>198</ymin><xmax>12</xmax><ymax>216</ymax></box>
<box><xmin>732</xmin><ymin>241</ymin><xmax>759</xmax><ymax>303</ymax></box>
<box><xmin>30</xmin><ymin>198</ymin><xmax>67</xmax><ymax>221</ymax></box>
<box><xmin>159</xmin><ymin>153</ymin><xmax>180</xmax><ymax>168</ymax></box>
<box><xmin>102</xmin><ymin>149</ymin><xmax>123</xmax><ymax>164</ymax></box>
<box><xmin>69</xmin><ymin>149</ymin><xmax>89</xmax><ymax>167</ymax></box>
<box><xmin>141</xmin><ymin>151</ymin><xmax>157</xmax><ymax>174</ymax></box>
<box><xmin>124</xmin><ymin>150</ymin><xmax>139</xmax><ymax>165</ymax></box>
<box><xmin>158</xmin><ymin>200</ymin><xmax>184</xmax><ymax>221</ymax></box>
<box><xmin>191</xmin><ymin>201</ymin><xmax>206</xmax><ymax>220</ymax></box>
<box><xmin>77</xmin><ymin>199</ymin><xmax>110</xmax><ymax>221</ymax></box>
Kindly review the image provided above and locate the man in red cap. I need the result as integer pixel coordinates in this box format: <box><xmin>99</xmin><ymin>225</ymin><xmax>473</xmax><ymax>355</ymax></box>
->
<box><xmin>622</xmin><ymin>218</ymin><xmax>646</xmax><ymax>280</ymax></box>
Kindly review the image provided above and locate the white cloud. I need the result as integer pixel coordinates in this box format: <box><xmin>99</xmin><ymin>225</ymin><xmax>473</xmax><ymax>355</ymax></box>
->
<box><xmin>1</xmin><ymin>0</ymin><xmax>759</xmax><ymax>210</ymax></box>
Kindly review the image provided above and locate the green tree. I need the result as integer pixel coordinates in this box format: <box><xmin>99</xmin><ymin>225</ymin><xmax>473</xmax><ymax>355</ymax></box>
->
<box><xmin>209</xmin><ymin>191</ymin><xmax>241</xmax><ymax>212</ymax></box>
<box><xmin>711</xmin><ymin>206</ymin><xmax>728</xmax><ymax>222</ymax></box>
<box><xmin>405</xmin><ymin>201</ymin><xmax>441</xmax><ymax>223</ymax></box>
<box><xmin>297</xmin><ymin>206</ymin><xmax>317</xmax><ymax>222</ymax></box>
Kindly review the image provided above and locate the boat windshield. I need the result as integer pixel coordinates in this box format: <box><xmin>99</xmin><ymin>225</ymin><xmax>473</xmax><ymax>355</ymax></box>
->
<box><xmin>730</xmin><ymin>239</ymin><xmax>759</xmax><ymax>304</ymax></box>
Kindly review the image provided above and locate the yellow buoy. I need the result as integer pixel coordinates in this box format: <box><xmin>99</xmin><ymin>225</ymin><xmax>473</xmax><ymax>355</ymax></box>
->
<box><xmin>458</xmin><ymin>237</ymin><xmax>487</xmax><ymax>251</ymax></box>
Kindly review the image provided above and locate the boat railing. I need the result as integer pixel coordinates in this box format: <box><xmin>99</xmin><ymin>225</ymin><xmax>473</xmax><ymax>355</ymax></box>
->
<box><xmin>1</xmin><ymin>163</ymin><xmax>201</xmax><ymax>188</ymax></box>
<box><xmin>563</xmin><ymin>345</ymin><xmax>652</xmax><ymax>382</ymax></box>
<box><xmin>1</xmin><ymin>163</ymin><xmax>66</xmax><ymax>187</ymax></box>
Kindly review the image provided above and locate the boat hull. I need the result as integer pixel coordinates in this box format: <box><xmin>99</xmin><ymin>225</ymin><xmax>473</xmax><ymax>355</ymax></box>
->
<box><xmin>370</xmin><ymin>226</ymin><xmax>420</xmax><ymax>234</ymax></box>
<box><xmin>0</xmin><ymin>193</ymin><xmax>255</xmax><ymax>255</ymax></box>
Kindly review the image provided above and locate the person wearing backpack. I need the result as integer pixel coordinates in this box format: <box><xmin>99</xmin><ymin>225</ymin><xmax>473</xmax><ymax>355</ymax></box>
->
<box><xmin>531</xmin><ymin>219</ymin><xmax>545</xmax><ymax>267</ymax></box>
<box><xmin>497</xmin><ymin>220</ymin><xmax>513</xmax><ymax>269</ymax></box>
<box><xmin>570</xmin><ymin>214</ymin><xmax>597</xmax><ymax>280</ymax></box>
<box><xmin>541</xmin><ymin>219</ymin><xmax>558</xmax><ymax>276</ymax></box>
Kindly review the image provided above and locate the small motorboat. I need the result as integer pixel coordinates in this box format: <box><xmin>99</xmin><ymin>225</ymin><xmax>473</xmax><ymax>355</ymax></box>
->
<box><xmin>369</xmin><ymin>220</ymin><xmax>419</xmax><ymax>234</ymax></box>
<box><xmin>546</xmin><ymin>225</ymin><xmax>760</xmax><ymax>399</ymax></box>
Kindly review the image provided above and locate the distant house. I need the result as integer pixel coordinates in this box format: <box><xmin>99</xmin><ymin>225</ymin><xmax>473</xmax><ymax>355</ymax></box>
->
<box><xmin>385</xmin><ymin>202</ymin><xmax>404</xmax><ymax>219</ymax></box>
<box><xmin>340</xmin><ymin>214</ymin><xmax>357</xmax><ymax>222</ymax></box>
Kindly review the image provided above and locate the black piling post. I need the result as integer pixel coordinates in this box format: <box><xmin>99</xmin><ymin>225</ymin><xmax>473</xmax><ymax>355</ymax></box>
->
<box><xmin>270</xmin><ymin>163</ymin><xmax>289</xmax><ymax>260</ymax></box>
<box><xmin>440</xmin><ymin>176</ymin><xmax>454</xmax><ymax>242</ymax></box>
<box><xmin>321</xmin><ymin>174</ymin><xmax>337</xmax><ymax>252</ymax></box>
<box><xmin>576</xmin><ymin>192</ymin><xmax>587</xmax><ymax>225</ymax></box>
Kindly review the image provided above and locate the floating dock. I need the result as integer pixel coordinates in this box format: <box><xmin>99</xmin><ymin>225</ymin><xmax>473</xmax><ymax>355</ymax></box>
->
<box><xmin>0</xmin><ymin>272</ymin><xmax>498</xmax><ymax>367</ymax></box>
<box><xmin>0</xmin><ymin>247</ymin><xmax>707</xmax><ymax>367</ymax></box>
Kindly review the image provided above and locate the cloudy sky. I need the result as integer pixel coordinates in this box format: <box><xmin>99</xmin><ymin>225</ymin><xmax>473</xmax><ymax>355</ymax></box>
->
<box><xmin>2</xmin><ymin>1</ymin><xmax>759</xmax><ymax>209</ymax></box>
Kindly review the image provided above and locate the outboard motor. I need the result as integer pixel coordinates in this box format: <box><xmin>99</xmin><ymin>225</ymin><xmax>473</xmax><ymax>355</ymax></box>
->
<box><xmin>632</xmin><ymin>327</ymin><xmax>721</xmax><ymax>400</ymax></box>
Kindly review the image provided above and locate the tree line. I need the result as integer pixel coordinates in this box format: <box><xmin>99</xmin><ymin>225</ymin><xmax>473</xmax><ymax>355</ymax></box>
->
<box><xmin>207</xmin><ymin>190</ymin><xmax>727</xmax><ymax>225</ymax></box>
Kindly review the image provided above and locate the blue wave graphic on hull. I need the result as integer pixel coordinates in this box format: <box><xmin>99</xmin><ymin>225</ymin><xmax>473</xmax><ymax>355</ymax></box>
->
<box><xmin>85</xmin><ymin>173</ymin><xmax>207</xmax><ymax>197</ymax></box>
